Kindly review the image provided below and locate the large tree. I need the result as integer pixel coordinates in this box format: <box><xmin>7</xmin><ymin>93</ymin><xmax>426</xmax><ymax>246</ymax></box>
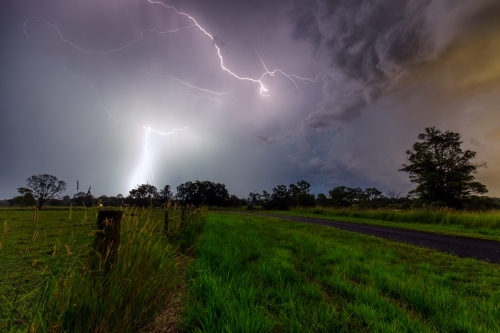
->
<box><xmin>328</xmin><ymin>186</ymin><xmax>364</xmax><ymax>208</ymax></box>
<box><xmin>399</xmin><ymin>127</ymin><xmax>487</xmax><ymax>208</ymax></box>
<box><xmin>128</xmin><ymin>184</ymin><xmax>158</xmax><ymax>207</ymax></box>
<box><xmin>157</xmin><ymin>184</ymin><xmax>173</xmax><ymax>205</ymax></box>
<box><xmin>22</xmin><ymin>174</ymin><xmax>67</xmax><ymax>210</ymax></box>
<box><xmin>12</xmin><ymin>187</ymin><xmax>36</xmax><ymax>207</ymax></box>
<box><xmin>176</xmin><ymin>180</ymin><xmax>230</xmax><ymax>207</ymax></box>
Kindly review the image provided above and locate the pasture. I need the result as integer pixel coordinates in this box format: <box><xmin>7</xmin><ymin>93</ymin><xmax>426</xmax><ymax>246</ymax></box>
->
<box><xmin>183</xmin><ymin>213</ymin><xmax>500</xmax><ymax>332</ymax></box>
<box><xmin>0</xmin><ymin>206</ymin><xmax>205</xmax><ymax>332</ymax></box>
<box><xmin>1</xmin><ymin>207</ymin><xmax>500</xmax><ymax>332</ymax></box>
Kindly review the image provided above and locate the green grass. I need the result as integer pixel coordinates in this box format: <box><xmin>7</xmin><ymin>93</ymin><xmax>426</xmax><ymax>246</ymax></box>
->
<box><xmin>0</xmin><ymin>205</ymin><xmax>206</xmax><ymax>332</ymax></box>
<box><xmin>0</xmin><ymin>207</ymin><xmax>95</xmax><ymax>319</ymax></box>
<box><xmin>182</xmin><ymin>212</ymin><xmax>500</xmax><ymax>332</ymax></box>
<box><xmin>261</xmin><ymin>207</ymin><xmax>500</xmax><ymax>241</ymax></box>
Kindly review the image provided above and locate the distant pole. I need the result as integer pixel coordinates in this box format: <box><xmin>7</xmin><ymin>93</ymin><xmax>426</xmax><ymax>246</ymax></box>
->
<box><xmin>164</xmin><ymin>211</ymin><xmax>169</xmax><ymax>236</ymax></box>
<box><xmin>95</xmin><ymin>211</ymin><xmax>122</xmax><ymax>271</ymax></box>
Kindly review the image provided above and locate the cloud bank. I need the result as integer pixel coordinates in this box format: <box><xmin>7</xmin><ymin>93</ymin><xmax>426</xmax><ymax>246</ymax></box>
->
<box><xmin>280</xmin><ymin>0</ymin><xmax>500</xmax><ymax>195</ymax></box>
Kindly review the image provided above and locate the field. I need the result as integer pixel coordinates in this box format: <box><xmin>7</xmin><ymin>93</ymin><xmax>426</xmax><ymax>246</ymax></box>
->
<box><xmin>1</xmin><ymin>207</ymin><xmax>500</xmax><ymax>332</ymax></box>
<box><xmin>183</xmin><ymin>213</ymin><xmax>500</xmax><ymax>332</ymax></box>
<box><xmin>0</xmin><ymin>206</ymin><xmax>205</xmax><ymax>332</ymax></box>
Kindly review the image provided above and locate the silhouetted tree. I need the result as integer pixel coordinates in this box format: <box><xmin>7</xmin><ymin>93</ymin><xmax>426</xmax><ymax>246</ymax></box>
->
<box><xmin>295</xmin><ymin>193</ymin><xmax>316</xmax><ymax>207</ymax></box>
<box><xmin>296</xmin><ymin>180</ymin><xmax>311</xmax><ymax>194</ymax></box>
<box><xmin>364</xmin><ymin>188</ymin><xmax>383</xmax><ymax>201</ymax></box>
<box><xmin>288</xmin><ymin>180</ymin><xmax>312</xmax><ymax>208</ymax></box>
<box><xmin>229</xmin><ymin>195</ymin><xmax>246</xmax><ymax>207</ymax></box>
<box><xmin>21</xmin><ymin>174</ymin><xmax>67</xmax><ymax>210</ymax></box>
<box><xmin>176</xmin><ymin>180</ymin><xmax>229</xmax><ymax>207</ymax></box>
<box><xmin>399</xmin><ymin>127</ymin><xmax>487</xmax><ymax>209</ymax></box>
<box><xmin>271</xmin><ymin>185</ymin><xmax>292</xmax><ymax>210</ymax></box>
<box><xmin>128</xmin><ymin>184</ymin><xmax>158</xmax><ymax>207</ymax></box>
<box><xmin>157</xmin><ymin>184</ymin><xmax>173</xmax><ymax>205</ymax></box>
<box><xmin>328</xmin><ymin>186</ymin><xmax>363</xmax><ymax>207</ymax></box>
<box><xmin>12</xmin><ymin>187</ymin><xmax>36</xmax><ymax>207</ymax></box>
<box><xmin>316</xmin><ymin>193</ymin><xmax>330</xmax><ymax>206</ymax></box>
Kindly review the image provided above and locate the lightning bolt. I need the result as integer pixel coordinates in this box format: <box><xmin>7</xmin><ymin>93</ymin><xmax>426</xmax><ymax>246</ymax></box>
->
<box><xmin>23</xmin><ymin>2</ymin><xmax>324</xmax><ymax>98</ymax></box>
<box><xmin>23</xmin><ymin>1</ymin><xmax>324</xmax><ymax>187</ymax></box>
<box><xmin>145</xmin><ymin>0</ymin><xmax>325</xmax><ymax>97</ymax></box>
<box><xmin>143</xmin><ymin>126</ymin><xmax>188</xmax><ymax>182</ymax></box>
<box><xmin>145</xmin><ymin>0</ymin><xmax>271</xmax><ymax>95</ymax></box>
<box><xmin>42</xmin><ymin>60</ymin><xmax>187</xmax><ymax>186</ymax></box>
<box><xmin>23</xmin><ymin>17</ymin><xmax>197</xmax><ymax>54</ymax></box>
<box><xmin>155</xmin><ymin>92</ymin><xmax>223</xmax><ymax>104</ymax></box>
<box><xmin>47</xmin><ymin>63</ymin><xmax>122</xmax><ymax>123</ymax></box>
<box><xmin>142</xmin><ymin>71</ymin><xmax>232</xmax><ymax>97</ymax></box>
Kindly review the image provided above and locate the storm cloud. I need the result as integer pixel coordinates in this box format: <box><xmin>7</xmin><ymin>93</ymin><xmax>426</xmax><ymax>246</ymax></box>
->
<box><xmin>287</xmin><ymin>0</ymin><xmax>500</xmax><ymax>128</ymax></box>
<box><xmin>1</xmin><ymin>0</ymin><xmax>499</xmax><ymax>199</ymax></box>
<box><xmin>272</xmin><ymin>0</ymin><xmax>500</xmax><ymax>196</ymax></box>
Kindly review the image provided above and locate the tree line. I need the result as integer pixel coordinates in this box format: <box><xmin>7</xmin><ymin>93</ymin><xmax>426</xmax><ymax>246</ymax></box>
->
<box><xmin>4</xmin><ymin>127</ymin><xmax>498</xmax><ymax>210</ymax></box>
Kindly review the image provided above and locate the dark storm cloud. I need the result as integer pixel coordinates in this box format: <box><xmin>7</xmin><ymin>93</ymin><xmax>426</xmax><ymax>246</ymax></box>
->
<box><xmin>287</xmin><ymin>0</ymin><xmax>500</xmax><ymax>129</ymax></box>
<box><xmin>287</xmin><ymin>0</ymin><xmax>321</xmax><ymax>50</ymax></box>
<box><xmin>2</xmin><ymin>0</ymin><xmax>499</xmax><ymax>200</ymax></box>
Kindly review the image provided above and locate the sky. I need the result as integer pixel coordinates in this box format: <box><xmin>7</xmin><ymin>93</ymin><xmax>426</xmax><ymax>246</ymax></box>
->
<box><xmin>1</xmin><ymin>0</ymin><xmax>500</xmax><ymax>199</ymax></box>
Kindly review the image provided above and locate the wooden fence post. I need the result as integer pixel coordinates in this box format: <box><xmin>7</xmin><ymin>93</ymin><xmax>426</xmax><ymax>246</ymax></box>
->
<box><xmin>95</xmin><ymin>210</ymin><xmax>122</xmax><ymax>271</ymax></box>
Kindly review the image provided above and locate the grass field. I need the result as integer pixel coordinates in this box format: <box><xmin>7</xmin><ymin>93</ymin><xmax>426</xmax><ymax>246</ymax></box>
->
<box><xmin>0</xmin><ymin>205</ymin><xmax>205</xmax><ymax>332</ymax></box>
<box><xmin>264</xmin><ymin>207</ymin><xmax>500</xmax><ymax>241</ymax></box>
<box><xmin>182</xmin><ymin>212</ymin><xmax>500</xmax><ymax>332</ymax></box>
<box><xmin>2</xmin><ymin>207</ymin><xmax>500</xmax><ymax>332</ymax></box>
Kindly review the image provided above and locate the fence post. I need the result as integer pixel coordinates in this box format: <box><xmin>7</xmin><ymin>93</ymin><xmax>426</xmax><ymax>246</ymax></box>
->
<box><xmin>95</xmin><ymin>210</ymin><xmax>122</xmax><ymax>271</ymax></box>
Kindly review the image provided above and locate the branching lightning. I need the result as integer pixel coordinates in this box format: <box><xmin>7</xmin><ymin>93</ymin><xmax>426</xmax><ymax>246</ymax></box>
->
<box><xmin>47</xmin><ymin>63</ymin><xmax>122</xmax><ymax>123</ymax></box>
<box><xmin>155</xmin><ymin>92</ymin><xmax>223</xmax><ymax>104</ymax></box>
<box><xmin>24</xmin><ymin>17</ymin><xmax>196</xmax><ymax>54</ymax></box>
<box><xmin>23</xmin><ymin>0</ymin><xmax>324</xmax><ymax>186</ymax></box>
<box><xmin>24</xmin><ymin>2</ymin><xmax>323</xmax><ymax>99</ymax></box>
<box><xmin>145</xmin><ymin>0</ymin><xmax>324</xmax><ymax>97</ymax></box>
<box><xmin>141</xmin><ymin>71</ymin><xmax>232</xmax><ymax>97</ymax></box>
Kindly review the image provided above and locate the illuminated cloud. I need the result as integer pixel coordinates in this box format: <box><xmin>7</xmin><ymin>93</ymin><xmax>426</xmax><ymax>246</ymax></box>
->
<box><xmin>288</xmin><ymin>0</ymin><xmax>500</xmax><ymax>129</ymax></box>
<box><xmin>0</xmin><ymin>0</ymin><xmax>499</xmax><ymax>199</ymax></box>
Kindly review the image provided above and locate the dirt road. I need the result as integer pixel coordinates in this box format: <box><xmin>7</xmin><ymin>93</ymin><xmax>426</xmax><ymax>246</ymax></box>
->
<box><xmin>256</xmin><ymin>214</ymin><xmax>500</xmax><ymax>264</ymax></box>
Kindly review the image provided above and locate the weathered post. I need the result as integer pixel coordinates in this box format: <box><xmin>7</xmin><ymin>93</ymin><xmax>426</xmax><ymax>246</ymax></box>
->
<box><xmin>95</xmin><ymin>210</ymin><xmax>122</xmax><ymax>271</ymax></box>
<box><xmin>164</xmin><ymin>211</ymin><xmax>169</xmax><ymax>236</ymax></box>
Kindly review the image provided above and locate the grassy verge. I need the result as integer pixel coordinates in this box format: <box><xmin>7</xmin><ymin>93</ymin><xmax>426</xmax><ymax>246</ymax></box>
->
<box><xmin>0</xmin><ymin>205</ymin><xmax>205</xmax><ymax>332</ymax></box>
<box><xmin>252</xmin><ymin>207</ymin><xmax>500</xmax><ymax>242</ymax></box>
<box><xmin>182</xmin><ymin>212</ymin><xmax>500</xmax><ymax>332</ymax></box>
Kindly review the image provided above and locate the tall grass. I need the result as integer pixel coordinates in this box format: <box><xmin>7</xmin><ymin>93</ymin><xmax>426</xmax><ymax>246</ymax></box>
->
<box><xmin>2</xmin><ymin>205</ymin><xmax>206</xmax><ymax>332</ymax></box>
<box><xmin>292</xmin><ymin>207</ymin><xmax>500</xmax><ymax>229</ymax></box>
<box><xmin>182</xmin><ymin>213</ymin><xmax>500</xmax><ymax>332</ymax></box>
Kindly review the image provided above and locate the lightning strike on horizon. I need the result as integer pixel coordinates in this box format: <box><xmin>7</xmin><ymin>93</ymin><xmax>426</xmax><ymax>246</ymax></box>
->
<box><xmin>143</xmin><ymin>126</ymin><xmax>188</xmax><ymax>181</ymax></box>
<box><xmin>23</xmin><ymin>1</ymin><xmax>323</xmax><ymax>188</ymax></box>
<box><xmin>44</xmin><ymin>60</ymin><xmax>187</xmax><ymax>186</ymax></box>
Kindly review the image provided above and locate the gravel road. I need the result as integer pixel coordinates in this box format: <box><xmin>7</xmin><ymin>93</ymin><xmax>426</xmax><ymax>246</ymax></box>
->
<box><xmin>256</xmin><ymin>214</ymin><xmax>500</xmax><ymax>264</ymax></box>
